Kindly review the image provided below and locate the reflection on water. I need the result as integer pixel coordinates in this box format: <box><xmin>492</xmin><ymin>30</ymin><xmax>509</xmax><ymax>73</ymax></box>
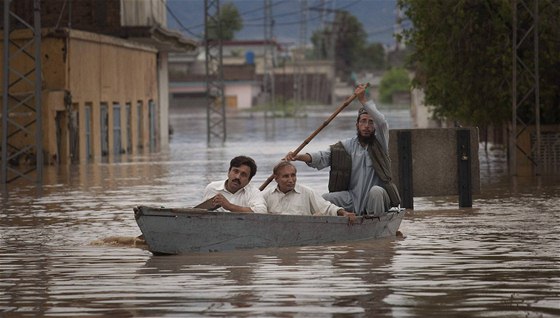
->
<box><xmin>1</xmin><ymin>105</ymin><xmax>559</xmax><ymax>317</ymax></box>
<box><xmin>135</xmin><ymin>242</ymin><xmax>397</xmax><ymax>316</ymax></box>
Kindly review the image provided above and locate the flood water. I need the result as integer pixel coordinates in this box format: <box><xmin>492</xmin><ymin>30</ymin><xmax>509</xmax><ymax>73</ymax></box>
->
<box><xmin>1</xmin><ymin>105</ymin><xmax>559</xmax><ymax>317</ymax></box>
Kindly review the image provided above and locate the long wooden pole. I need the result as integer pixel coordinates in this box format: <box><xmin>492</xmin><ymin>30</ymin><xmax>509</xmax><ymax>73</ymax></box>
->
<box><xmin>259</xmin><ymin>83</ymin><xmax>369</xmax><ymax>191</ymax></box>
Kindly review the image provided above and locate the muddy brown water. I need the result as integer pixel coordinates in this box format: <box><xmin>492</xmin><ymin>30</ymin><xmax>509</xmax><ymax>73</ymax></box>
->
<box><xmin>1</xmin><ymin>106</ymin><xmax>559</xmax><ymax>317</ymax></box>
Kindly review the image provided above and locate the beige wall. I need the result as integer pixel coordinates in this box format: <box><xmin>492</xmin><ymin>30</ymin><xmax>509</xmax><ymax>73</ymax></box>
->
<box><xmin>66</xmin><ymin>30</ymin><xmax>158</xmax><ymax>162</ymax></box>
<box><xmin>1</xmin><ymin>28</ymin><xmax>159</xmax><ymax>164</ymax></box>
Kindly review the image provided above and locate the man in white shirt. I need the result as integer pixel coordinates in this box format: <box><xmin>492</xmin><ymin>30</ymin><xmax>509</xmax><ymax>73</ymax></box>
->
<box><xmin>202</xmin><ymin>156</ymin><xmax>267</xmax><ymax>214</ymax></box>
<box><xmin>263</xmin><ymin>161</ymin><xmax>355</xmax><ymax>222</ymax></box>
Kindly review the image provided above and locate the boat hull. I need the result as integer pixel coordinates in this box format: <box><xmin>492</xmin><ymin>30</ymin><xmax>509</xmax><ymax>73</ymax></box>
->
<box><xmin>134</xmin><ymin>206</ymin><xmax>405</xmax><ymax>254</ymax></box>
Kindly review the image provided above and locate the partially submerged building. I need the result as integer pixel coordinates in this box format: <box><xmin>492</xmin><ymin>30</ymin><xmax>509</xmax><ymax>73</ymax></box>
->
<box><xmin>1</xmin><ymin>0</ymin><xmax>196</xmax><ymax>172</ymax></box>
<box><xmin>169</xmin><ymin>40</ymin><xmax>334</xmax><ymax>110</ymax></box>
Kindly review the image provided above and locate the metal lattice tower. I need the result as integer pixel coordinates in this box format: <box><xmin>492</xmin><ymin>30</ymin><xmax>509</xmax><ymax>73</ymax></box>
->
<box><xmin>204</xmin><ymin>0</ymin><xmax>226</xmax><ymax>144</ymax></box>
<box><xmin>2</xmin><ymin>0</ymin><xmax>43</xmax><ymax>185</ymax></box>
<box><xmin>263</xmin><ymin>0</ymin><xmax>275</xmax><ymax>116</ymax></box>
<box><xmin>293</xmin><ymin>0</ymin><xmax>307</xmax><ymax>114</ymax></box>
<box><xmin>328</xmin><ymin>3</ymin><xmax>338</xmax><ymax>107</ymax></box>
<box><xmin>510</xmin><ymin>0</ymin><xmax>540</xmax><ymax>175</ymax></box>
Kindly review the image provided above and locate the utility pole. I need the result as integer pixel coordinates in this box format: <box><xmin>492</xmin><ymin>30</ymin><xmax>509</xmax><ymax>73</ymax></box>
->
<box><xmin>263</xmin><ymin>0</ymin><xmax>275</xmax><ymax>117</ymax></box>
<box><xmin>317</xmin><ymin>0</ymin><xmax>327</xmax><ymax>103</ymax></box>
<box><xmin>204</xmin><ymin>0</ymin><xmax>226</xmax><ymax>144</ymax></box>
<box><xmin>329</xmin><ymin>18</ymin><xmax>337</xmax><ymax>107</ymax></box>
<box><xmin>293</xmin><ymin>0</ymin><xmax>307</xmax><ymax>115</ymax></box>
<box><xmin>328</xmin><ymin>1</ymin><xmax>338</xmax><ymax>107</ymax></box>
<box><xmin>310</xmin><ymin>2</ymin><xmax>338</xmax><ymax>106</ymax></box>
<box><xmin>510</xmin><ymin>0</ymin><xmax>540</xmax><ymax>175</ymax></box>
<box><xmin>2</xmin><ymin>0</ymin><xmax>43</xmax><ymax>185</ymax></box>
<box><xmin>394</xmin><ymin>6</ymin><xmax>403</xmax><ymax>51</ymax></box>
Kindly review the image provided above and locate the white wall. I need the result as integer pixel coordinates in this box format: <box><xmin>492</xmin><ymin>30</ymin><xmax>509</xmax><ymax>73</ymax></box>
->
<box><xmin>225</xmin><ymin>83</ymin><xmax>256</xmax><ymax>109</ymax></box>
<box><xmin>121</xmin><ymin>0</ymin><xmax>166</xmax><ymax>26</ymax></box>
<box><xmin>411</xmin><ymin>88</ymin><xmax>443</xmax><ymax>128</ymax></box>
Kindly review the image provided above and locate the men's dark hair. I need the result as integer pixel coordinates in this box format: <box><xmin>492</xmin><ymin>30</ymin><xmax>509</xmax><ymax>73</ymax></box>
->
<box><xmin>356</xmin><ymin>107</ymin><xmax>368</xmax><ymax>123</ymax></box>
<box><xmin>273</xmin><ymin>161</ymin><xmax>297</xmax><ymax>176</ymax></box>
<box><xmin>229</xmin><ymin>156</ymin><xmax>257</xmax><ymax>180</ymax></box>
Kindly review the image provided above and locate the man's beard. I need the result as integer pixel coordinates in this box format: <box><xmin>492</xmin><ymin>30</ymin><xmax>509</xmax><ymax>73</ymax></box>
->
<box><xmin>357</xmin><ymin>130</ymin><xmax>376</xmax><ymax>145</ymax></box>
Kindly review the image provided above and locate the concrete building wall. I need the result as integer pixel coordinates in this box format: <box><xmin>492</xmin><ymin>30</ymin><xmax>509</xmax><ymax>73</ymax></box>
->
<box><xmin>169</xmin><ymin>83</ymin><xmax>205</xmax><ymax>94</ymax></box>
<box><xmin>169</xmin><ymin>37</ymin><xmax>337</xmax><ymax>108</ymax></box>
<box><xmin>9</xmin><ymin>1</ymin><xmax>189</xmax><ymax>155</ymax></box>
<box><xmin>389</xmin><ymin>128</ymin><xmax>481</xmax><ymax>198</ymax></box>
<box><xmin>1</xmin><ymin>28</ymin><xmax>159</xmax><ymax>164</ymax></box>
<box><xmin>11</xmin><ymin>0</ymin><xmax>165</xmax><ymax>33</ymax></box>
<box><xmin>411</xmin><ymin>88</ymin><xmax>445</xmax><ymax>129</ymax></box>
<box><xmin>225</xmin><ymin>83</ymin><xmax>258</xmax><ymax>109</ymax></box>
<box><xmin>65</xmin><ymin>29</ymin><xmax>158</xmax><ymax>163</ymax></box>
<box><xmin>11</xmin><ymin>0</ymin><xmax>120</xmax><ymax>32</ymax></box>
<box><xmin>121</xmin><ymin>0</ymin><xmax>166</xmax><ymax>26</ymax></box>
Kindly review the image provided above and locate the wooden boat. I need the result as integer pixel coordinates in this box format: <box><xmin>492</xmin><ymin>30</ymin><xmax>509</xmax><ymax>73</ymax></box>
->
<box><xmin>134</xmin><ymin>205</ymin><xmax>405</xmax><ymax>255</ymax></box>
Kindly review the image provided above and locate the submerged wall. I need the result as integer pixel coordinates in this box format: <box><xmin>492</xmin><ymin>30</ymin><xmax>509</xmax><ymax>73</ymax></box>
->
<box><xmin>389</xmin><ymin>127</ymin><xmax>480</xmax><ymax>208</ymax></box>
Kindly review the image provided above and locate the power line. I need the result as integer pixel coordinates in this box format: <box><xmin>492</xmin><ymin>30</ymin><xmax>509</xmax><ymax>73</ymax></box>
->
<box><xmin>168</xmin><ymin>0</ymin><xmax>285</xmax><ymax>37</ymax></box>
<box><xmin>166</xmin><ymin>0</ymin><xmax>363</xmax><ymax>36</ymax></box>
<box><xmin>165</xmin><ymin>0</ymin><xmax>398</xmax><ymax>43</ymax></box>
<box><xmin>163</xmin><ymin>0</ymin><xmax>203</xmax><ymax>39</ymax></box>
<box><xmin>244</xmin><ymin>0</ymin><xmax>361</xmax><ymax>26</ymax></box>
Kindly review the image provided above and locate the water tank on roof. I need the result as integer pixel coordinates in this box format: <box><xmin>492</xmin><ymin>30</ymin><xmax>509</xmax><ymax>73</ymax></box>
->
<box><xmin>245</xmin><ymin>51</ymin><xmax>255</xmax><ymax>65</ymax></box>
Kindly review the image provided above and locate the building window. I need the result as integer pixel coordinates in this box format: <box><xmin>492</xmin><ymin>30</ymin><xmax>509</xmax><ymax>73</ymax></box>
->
<box><xmin>70</xmin><ymin>103</ymin><xmax>79</xmax><ymax>163</ymax></box>
<box><xmin>84</xmin><ymin>103</ymin><xmax>93</xmax><ymax>160</ymax></box>
<box><xmin>149</xmin><ymin>100</ymin><xmax>156</xmax><ymax>151</ymax></box>
<box><xmin>113</xmin><ymin>102</ymin><xmax>122</xmax><ymax>155</ymax></box>
<box><xmin>100</xmin><ymin>103</ymin><xmax>109</xmax><ymax>157</ymax></box>
<box><xmin>126</xmin><ymin>102</ymin><xmax>132</xmax><ymax>153</ymax></box>
<box><xmin>137</xmin><ymin>101</ymin><xmax>143</xmax><ymax>150</ymax></box>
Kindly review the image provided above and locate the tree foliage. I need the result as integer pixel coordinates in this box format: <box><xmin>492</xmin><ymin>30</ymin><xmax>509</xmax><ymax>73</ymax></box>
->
<box><xmin>379</xmin><ymin>68</ymin><xmax>410</xmax><ymax>104</ymax></box>
<box><xmin>311</xmin><ymin>10</ymin><xmax>378</xmax><ymax>79</ymax></box>
<box><xmin>207</xmin><ymin>2</ymin><xmax>243</xmax><ymax>40</ymax></box>
<box><xmin>355</xmin><ymin>43</ymin><xmax>386</xmax><ymax>71</ymax></box>
<box><xmin>333</xmin><ymin>11</ymin><xmax>367</xmax><ymax>78</ymax></box>
<box><xmin>399</xmin><ymin>0</ymin><xmax>560</xmax><ymax>125</ymax></box>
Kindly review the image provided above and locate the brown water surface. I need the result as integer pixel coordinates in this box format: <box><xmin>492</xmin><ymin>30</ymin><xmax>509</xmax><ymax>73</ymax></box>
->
<box><xmin>1</xmin><ymin>106</ymin><xmax>559</xmax><ymax>317</ymax></box>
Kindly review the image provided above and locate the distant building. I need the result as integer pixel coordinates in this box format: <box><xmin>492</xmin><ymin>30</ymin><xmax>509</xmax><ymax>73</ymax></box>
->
<box><xmin>169</xmin><ymin>61</ymin><xmax>261</xmax><ymax>110</ymax></box>
<box><xmin>169</xmin><ymin>40</ymin><xmax>334</xmax><ymax>109</ymax></box>
<box><xmin>1</xmin><ymin>0</ymin><xmax>196</xmax><ymax>165</ymax></box>
<box><xmin>410</xmin><ymin>88</ymin><xmax>448</xmax><ymax>129</ymax></box>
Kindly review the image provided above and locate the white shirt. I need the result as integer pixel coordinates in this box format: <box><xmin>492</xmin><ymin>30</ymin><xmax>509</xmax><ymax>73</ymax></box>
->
<box><xmin>202</xmin><ymin>180</ymin><xmax>267</xmax><ymax>214</ymax></box>
<box><xmin>263</xmin><ymin>183</ymin><xmax>342</xmax><ymax>216</ymax></box>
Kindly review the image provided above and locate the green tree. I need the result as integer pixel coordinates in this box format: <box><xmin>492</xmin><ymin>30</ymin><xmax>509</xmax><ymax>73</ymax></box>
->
<box><xmin>311</xmin><ymin>10</ymin><xmax>368</xmax><ymax>79</ymax></box>
<box><xmin>355</xmin><ymin>42</ymin><xmax>386</xmax><ymax>71</ymax></box>
<box><xmin>206</xmin><ymin>2</ymin><xmax>243</xmax><ymax>40</ymax></box>
<box><xmin>310</xmin><ymin>30</ymin><xmax>329</xmax><ymax>59</ymax></box>
<box><xmin>399</xmin><ymin>0</ymin><xmax>560</xmax><ymax>126</ymax></box>
<box><xmin>379</xmin><ymin>68</ymin><xmax>410</xmax><ymax>103</ymax></box>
